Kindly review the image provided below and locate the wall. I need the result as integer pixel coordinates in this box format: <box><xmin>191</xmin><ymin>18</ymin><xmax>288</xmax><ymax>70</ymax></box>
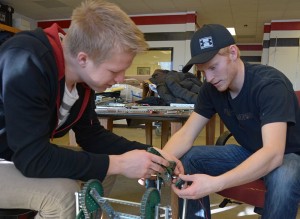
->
<box><xmin>238</xmin><ymin>44</ymin><xmax>263</xmax><ymax>65</ymax></box>
<box><xmin>37</xmin><ymin>12</ymin><xmax>197</xmax><ymax>75</ymax></box>
<box><xmin>261</xmin><ymin>23</ymin><xmax>271</xmax><ymax>65</ymax></box>
<box><xmin>262</xmin><ymin>20</ymin><xmax>300</xmax><ymax>90</ymax></box>
<box><xmin>12</xmin><ymin>12</ymin><xmax>36</xmax><ymax>30</ymax></box>
<box><xmin>131</xmin><ymin>13</ymin><xmax>196</xmax><ymax>72</ymax></box>
<box><xmin>36</xmin><ymin>13</ymin><xmax>266</xmax><ymax>77</ymax></box>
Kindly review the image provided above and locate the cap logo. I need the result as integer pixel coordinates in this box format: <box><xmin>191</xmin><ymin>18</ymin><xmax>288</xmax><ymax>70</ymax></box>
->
<box><xmin>200</xmin><ymin>36</ymin><xmax>213</xmax><ymax>50</ymax></box>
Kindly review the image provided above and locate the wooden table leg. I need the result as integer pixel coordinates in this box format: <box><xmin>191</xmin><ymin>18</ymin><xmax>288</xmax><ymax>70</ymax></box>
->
<box><xmin>161</xmin><ymin>121</ymin><xmax>184</xmax><ymax>147</ymax></box>
<box><xmin>99</xmin><ymin>117</ymin><xmax>114</xmax><ymax>131</ymax></box>
<box><xmin>68</xmin><ymin>129</ymin><xmax>77</xmax><ymax>146</ymax></box>
<box><xmin>171</xmin><ymin>190</ymin><xmax>179</xmax><ymax>219</ymax></box>
<box><xmin>170</xmin><ymin>121</ymin><xmax>183</xmax><ymax>135</ymax></box>
<box><xmin>161</xmin><ymin>121</ymin><xmax>170</xmax><ymax>148</ymax></box>
<box><xmin>145</xmin><ymin>121</ymin><xmax>153</xmax><ymax>145</ymax></box>
<box><xmin>169</xmin><ymin>121</ymin><xmax>183</xmax><ymax>219</ymax></box>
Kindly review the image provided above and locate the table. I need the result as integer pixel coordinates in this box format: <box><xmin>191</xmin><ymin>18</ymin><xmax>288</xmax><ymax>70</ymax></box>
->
<box><xmin>95</xmin><ymin>107</ymin><xmax>218</xmax><ymax>147</ymax></box>
<box><xmin>97</xmin><ymin>109</ymin><xmax>190</xmax><ymax>147</ymax></box>
<box><xmin>68</xmin><ymin>109</ymin><xmax>218</xmax><ymax>147</ymax></box>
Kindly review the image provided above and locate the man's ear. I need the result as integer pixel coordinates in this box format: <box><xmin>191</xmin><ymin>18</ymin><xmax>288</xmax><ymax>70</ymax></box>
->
<box><xmin>229</xmin><ymin>45</ymin><xmax>238</xmax><ymax>61</ymax></box>
<box><xmin>77</xmin><ymin>52</ymin><xmax>88</xmax><ymax>67</ymax></box>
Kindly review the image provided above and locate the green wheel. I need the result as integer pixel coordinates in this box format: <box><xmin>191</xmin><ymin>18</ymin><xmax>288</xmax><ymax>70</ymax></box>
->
<box><xmin>79</xmin><ymin>179</ymin><xmax>104</xmax><ymax>218</ymax></box>
<box><xmin>75</xmin><ymin>210</ymin><xmax>85</xmax><ymax>219</ymax></box>
<box><xmin>140</xmin><ymin>188</ymin><xmax>161</xmax><ymax>219</ymax></box>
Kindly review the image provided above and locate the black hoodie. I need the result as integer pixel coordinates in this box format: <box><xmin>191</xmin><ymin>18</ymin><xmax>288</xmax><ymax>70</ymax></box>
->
<box><xmin>0</xmin><ymin>24</ymin><xmax>148</xmax><ymax>181</ymax></box>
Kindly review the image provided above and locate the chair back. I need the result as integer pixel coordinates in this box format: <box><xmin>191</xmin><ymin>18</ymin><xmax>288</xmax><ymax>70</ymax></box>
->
<box><xmin>295</xmin><ymin>90</ymin><xmax>300</xmax><ymax>105</ymax></box>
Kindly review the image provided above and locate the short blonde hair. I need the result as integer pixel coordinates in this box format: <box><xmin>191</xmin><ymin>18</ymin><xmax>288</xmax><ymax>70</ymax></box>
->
<box><xmin>218</xmin><ymin>45</ymin><xmax>240</xmax><ymax>58</ymax></box>
<box><xmin>64</xmin><ymin>0</ymin><xmax>148</xmax><ymax>64</ymax></box>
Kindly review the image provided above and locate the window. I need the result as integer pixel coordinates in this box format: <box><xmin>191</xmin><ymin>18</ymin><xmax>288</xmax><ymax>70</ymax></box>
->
<box><xmin>126</xmin><ymin>47</ymin><xmax>173</xmax><ymax>76</ymax></box>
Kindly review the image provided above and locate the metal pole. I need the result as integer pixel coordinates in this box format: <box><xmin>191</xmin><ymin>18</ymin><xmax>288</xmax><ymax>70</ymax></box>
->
<box><xmin>181</xmin><ymin>198</ymin><xmax>187</xmax><ymax>219</ymax></box>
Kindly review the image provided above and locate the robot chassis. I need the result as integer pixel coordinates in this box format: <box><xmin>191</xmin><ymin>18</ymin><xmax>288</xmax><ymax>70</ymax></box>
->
<box><xmin>75</xmin><ymin>147</ymin><xmax>186</xmax><ymax>219</ymax></box>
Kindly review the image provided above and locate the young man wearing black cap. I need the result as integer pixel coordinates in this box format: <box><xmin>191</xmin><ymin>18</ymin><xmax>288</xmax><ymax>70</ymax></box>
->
<box><xmin>163</xmin><ymin>24</ymin><xmax>300</xmax><ymax>218</ymax></box>
<box><xmin>0</xmin><ymin>1</ymin><xmax>182</xmax><ymax>218</ymax></box>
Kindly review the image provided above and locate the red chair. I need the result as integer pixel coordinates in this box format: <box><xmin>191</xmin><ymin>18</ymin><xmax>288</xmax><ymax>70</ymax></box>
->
<box><xmin>0</xmin><ymin>209</ymin><xmax>36</xmax><ymax>218</ymax></box>
<box><xmin>215</xmin><ymin>91</ymin><xmax>300</xmax><ymax>214</ymax></box>
<box><xmin>295</xmin><ymin>90</ymin><xmax>300</xmax><ymax>105</ymax></box>
<box><xmin>215</xmin><ymin>131</ymin><xmax>265</xmax><ymax>214</ymax></box>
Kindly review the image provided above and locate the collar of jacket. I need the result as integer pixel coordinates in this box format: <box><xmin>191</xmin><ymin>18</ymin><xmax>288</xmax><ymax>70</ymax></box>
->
<box><xmin>44</xmin><ymin>23</ymin><xmax>92</xmax><ymax>138</ymax></box>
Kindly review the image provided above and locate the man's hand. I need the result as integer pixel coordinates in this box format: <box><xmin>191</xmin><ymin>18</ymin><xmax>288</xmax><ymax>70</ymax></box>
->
<box><xmin>108</xmin><ymin>149</ymin><xmax>170</xmax><ymax>179</ymax></box>
<box><xmin>171</xmin><ymin>174</ymin><xmax>222</xmax><ymax>200</ymax></box>
<box><xmin>155</xmin><ymin>148</ymin><xmax>184</xmax><ymax>176</ymax></box>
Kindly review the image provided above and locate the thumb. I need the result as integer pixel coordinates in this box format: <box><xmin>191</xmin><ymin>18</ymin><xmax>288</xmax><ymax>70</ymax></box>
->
<box><xmin>178</xmin><ymin>174</ymin><xmax>193</xmax><ymax>181</ymax></box>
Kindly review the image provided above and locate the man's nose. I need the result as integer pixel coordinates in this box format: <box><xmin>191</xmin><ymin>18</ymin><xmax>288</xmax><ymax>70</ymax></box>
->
<box><xmin>204</xmin><ymin>72</ymin><xmax>213</xmax><ymax>83</ymax></box>
<box><xmin>115</xmin><ymin>72</ymin><xmax>125</xmax><ymax>83</ymax></box>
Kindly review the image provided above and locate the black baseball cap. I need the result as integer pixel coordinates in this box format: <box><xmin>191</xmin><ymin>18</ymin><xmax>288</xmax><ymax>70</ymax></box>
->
<box><xmin>182</xmin><ymin>24</ymin><xmax>235</xmax><ymax>73</ymax></box>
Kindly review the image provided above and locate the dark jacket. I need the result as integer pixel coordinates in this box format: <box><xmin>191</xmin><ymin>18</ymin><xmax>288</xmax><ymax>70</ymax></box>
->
<box><xmin>0</xmin><ymin>24</ymin><xmax>148</xmax><ymax>181</ymax></box>
<box><xmin>150</xmin><ymin>69</ymin><xmax>202</xmax><ymax>104</ymax></box>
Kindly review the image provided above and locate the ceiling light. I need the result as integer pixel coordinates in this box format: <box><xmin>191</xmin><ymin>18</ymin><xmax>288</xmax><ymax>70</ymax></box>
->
<box><xmin>227</xmin><ymin>27</ymin><xmax>236</xmax><ymax>36</ymax></box>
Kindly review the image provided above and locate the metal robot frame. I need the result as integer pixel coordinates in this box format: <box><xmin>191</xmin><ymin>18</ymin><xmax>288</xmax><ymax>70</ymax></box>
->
<box><xmin>75</xmin><ymin>147</ymin><xmax>187</xmax><ymax>219</ymax></box>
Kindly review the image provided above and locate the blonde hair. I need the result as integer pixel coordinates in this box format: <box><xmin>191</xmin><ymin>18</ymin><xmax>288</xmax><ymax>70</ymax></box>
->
<box><xmin>64</xmin><ymin>0</ymin><xmax>148</xmax><ymax>64</ymax></box>
<box><xmin>218</xmin><ymin>45</ymin><xmax>240</xmax><ymax>58</ymax></box>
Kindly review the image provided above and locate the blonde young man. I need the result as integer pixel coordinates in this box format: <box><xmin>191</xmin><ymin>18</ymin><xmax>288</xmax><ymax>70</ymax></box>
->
<box><xmin>0</xmin><ymin>1</ymin><xmax>180</xmax><ymax>218</ymax></box>
<box><xmin>163</xmin><ymin>24</ymin><xmax>300</xmax><ymax>218</ymax></box>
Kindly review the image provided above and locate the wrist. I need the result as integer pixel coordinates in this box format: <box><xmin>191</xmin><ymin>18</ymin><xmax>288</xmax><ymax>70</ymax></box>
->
<box><xmin>107</xmin><ymin>155</ymin><xmax>122</xmax><ymax>175</ymax></box>
<box><xmin>215</xmin><ymin>175</ymin><xmax>226</xmax><ymax>192</ymax></box>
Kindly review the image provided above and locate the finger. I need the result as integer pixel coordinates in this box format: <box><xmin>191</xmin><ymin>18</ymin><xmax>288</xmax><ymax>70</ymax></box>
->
<box><xmin>149</xmin><ymin>174</ymin><xmax>158</xmax><ymax>180</ymax></box>
<box><xmin>149</xmin><ymin>162</ymin><xmax>164</xmax><ymax>173</ymax></box>
<box><xmin>175</xmin><ymin>187</ymin><xmax>196</xmax><ymax>199</ymax></box>
<box><xmin>150</xmin><ymin>154</ymin><xmax>169</xmax><ymax>167</ymax></box>
<box><xmin>174</xmin><ymin>164</ymin><xmax>184</xmax><ymax>175</ymax></box>
<box><xmin>178</xmin><ymin>162</ymin><xmax>185</xmax><ymax>174</ymax></box>
<box><xmin>171</xmin><ymin>184</ymin><xmax>185</xmax><ymax>195</ymax></box>
<box><xmin>171</xmin><ymin>185</ymin><xmax>194</xmax><ymax>199</ymax></box>
<box><xmin>171</xmin><ymin>184</ymin><xmax>180</xmax><ymax>192</ymax></box>
<box><xmin>147</xmin><ymin>168</ymin><xmax>158</xmax><ymax>177</ymax></box>
<box><xmin>178</xmin><ymin>174</ymin><xmax>192</xmax><ymax>181</ymax></box>
<box><xmin>148</xmin><ymin>172</ymin><xmax>155</xmax><ymax>178</ymax></box>
<box><xmin>142</xmin><ymin>171</ymin><xmax>151</xmax><ymax>179</ymax></box>
<box><xmin>138</xmin><ymin>178</ymin><xmax>145</xmax><ymax>186</ymax></box>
